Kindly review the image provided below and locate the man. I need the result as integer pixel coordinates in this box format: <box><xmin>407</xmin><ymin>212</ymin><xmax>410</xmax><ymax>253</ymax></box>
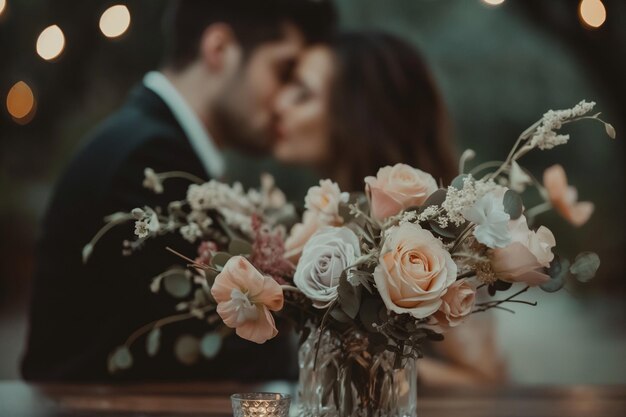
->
<box><xmin>22</xmin><ymin>0</ymin><xmax>336</xmax><ymax>381</ymax></box>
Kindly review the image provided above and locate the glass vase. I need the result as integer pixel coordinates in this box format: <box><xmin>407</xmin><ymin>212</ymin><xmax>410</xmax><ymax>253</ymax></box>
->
<box><xmin>295</xmin><ymin>327</ymin><xmax>417</xmax><ymax>417</ymax></box>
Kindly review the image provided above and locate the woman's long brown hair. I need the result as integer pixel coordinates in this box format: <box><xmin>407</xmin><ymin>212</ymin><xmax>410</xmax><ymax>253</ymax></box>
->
<box><xmin>327</xmin><ymin>32</ymin><xmax>458</xmax><ymax>191</ymax></box>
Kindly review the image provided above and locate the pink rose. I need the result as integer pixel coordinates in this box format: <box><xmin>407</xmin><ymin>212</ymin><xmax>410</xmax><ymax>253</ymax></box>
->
<box><xmin>490</xmin><ymin>216</ymin><xmax>556</xmax><ymax>286</ymax></box>
<box><xmin>434</xmin><ymin>279</ymin><xmax>476</xmax><ymax>327</ymax></box>
<box><xmin>374</xmin><ymin>223</ymin><xmax>457</xmax><ymax>318</ymax></box>
<box><xmin>543</xmin><ymin>164</ymin><xmax>594</xmax><ymax>227</ymax></box>
<box><xmin>284</xmin><ymin>211</ymin><xmax>323</xmax><ymax>263</ymax></box>
<box><xmin>365</xmin><ymin>164</ymin><xmax>438</xmax><ymax>221</ymax></box>
<box><xmin>211</xmin><ymin>256</ymin><xmax>283</xmax><ymax>344</ymax></box>
<box><xmin>304</xmin><ymin>179</ymin><xmax>348</xmax><ymax>224</ymax></box>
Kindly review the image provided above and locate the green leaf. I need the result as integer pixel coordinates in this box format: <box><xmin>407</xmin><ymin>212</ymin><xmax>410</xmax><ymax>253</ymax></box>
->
<box><xmin>429</xmin><ymin>220</ymin><xmax>458</xmax><ymax>239</ymax></box>
<box><xmin>337</xmin><ymin>274</ymin><xmax>361</xmax><ymax>320</ymax></box>
<box><xmin>541</xmin><ymin>257</ymin><xmax>569</xmax><ymax>293</ymax></box>
<box><xmin>228</xmin><ymin>238</ymin><xmax>253</xmax><ymax>256</ymax></box>
<box><xmin>420</xmin><ymin>188</ymin><xmax>447</xmax><ymax>210</ymax></box>
<box><xmin>211</xmin><ymin>252</ymin><xmax>232</xmax><ymax>268</ymax></box>
<box><xmin>163</xmin><ymin>269</ymin><xmax>192</xmax><ymax>298</ymax></box>
<box><xmin>146</xmin><ymin>328</ymin><xmax>161</xmax><ymax>357</ymax></box>
<box><xmin>174</xmin><ymin>334</ymin><xmax>200</xmax><ymax>365</ymax></box>
<box><xmin>330</xmin><ymin>305</ymin><xmax>353</xmax><ymax>323</ymax></box>
<box><xmin>503</xmin><ymin>189</ymin><xmax>523</xmax><ymax>220</ymax></box>
<box><xmin>450</xmin><ymin>174</ymin><xmax>470</xmax><ymax>190</ymax></box>
<box><xmin>570</xmin><ymin>252</ymin><xmax>600</xmax><ymax>283</ymax></box>
<box><xmin>108</xmin><ymin>346</ymin><xmax>133</xmax><ymax>373</ymax></box>
<box><xmin>200</xmin><ymin>332</ymin><xmax>222</xmax><ymax>359</ymax></box>
<box><xmin>359</xmin><ymin>296</ymin><xmax>384</xmax><ymax>332</ymax></box>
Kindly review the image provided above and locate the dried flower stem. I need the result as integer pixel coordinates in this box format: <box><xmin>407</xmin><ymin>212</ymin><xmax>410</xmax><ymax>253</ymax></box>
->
<box><xmin>124</xmin><ymin>304</ymin><xmax>215</xmax><ymax>347</ymax></box>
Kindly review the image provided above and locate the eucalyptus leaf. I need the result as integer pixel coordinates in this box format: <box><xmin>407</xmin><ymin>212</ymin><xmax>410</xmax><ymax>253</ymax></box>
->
<box><xmin>211</xmin><ymin>252</ymin><xmax>232</xmax><ymax>268</ymax></box>
<box><xmin>503</xmin><ymin>189</ymin><xmax>523</xmax><ymax>220</ymax></box>
<box><xmin>541</xmin><ymin>257</ymin><xmax>570</xmax><ymax>293</ymax></box>
<box><xmin>174</xmin><ymin>334</ymin><xmax>200</xmax><ymax>365</ymax></box>
<box><xmin>570</xmin><ymin>252</ymin><xmax>600</xmax><ymax>283</ymax></box>
<box><xmin>146</xmin><ymin>328</ymin><xmax>161</xmax><ymax>357</ymax></box>
<box><xmin>109</xmin><ymin>346</ymin><xmax>133</xmax><ymax>373</ymax></box>
<box><xmin>450</xmin><ymin>174</ymin><xmax>470</xmax><ymax>190</ymax></box>
<box><xmin>429</xmin><ymin>220</ymin><xmax>458</xmax><ymax>239</ymax></box>
<box><xmin>359</xmin><ymin>297</ymin><xmax>384</xmax><ymax>332</ymax></box>
<box><xmin>204</xmin><ymin>269</ymin><xmax>219</xmax><ymax>287</ymax></box>
<box><xmin>163</xmin><ymin>270</ymin><xmax>192</xmax><ymax>298</ymax></box>
<box><xmin>337</xmin><ymin>275</ymin><xmax>362</xmax><ymax>320</ymax></box>
<box><xmin>200</xmin><ymin>332</ymin><xmax>222</xmax><ymax>359</ymax></box>
<box><xmin>330</xmin><ymin>305</ymin><xmax>353</xmax><ymax>323</ymax></box>
<box><xmin>228</xmin><ymin>238</ymin><xmax>253</xmax><ymax>256</ymax></box>
<box><xmin>420</xmin><ymin>188</ymin><xmax>447</xmax><ymax>211</ymax></box>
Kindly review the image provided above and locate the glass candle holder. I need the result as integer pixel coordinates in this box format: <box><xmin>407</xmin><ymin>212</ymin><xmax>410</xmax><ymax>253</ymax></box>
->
<box><xmin>231</xmin><ymin>393</ymin><xmax>291</xmax><ymax>417</ymax></box>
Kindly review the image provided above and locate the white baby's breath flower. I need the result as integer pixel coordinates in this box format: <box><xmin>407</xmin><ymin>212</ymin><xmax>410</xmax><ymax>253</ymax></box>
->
<box><xmin>134</xmin><ymin>220</ymin><xmax>150</xmax><ymax>238</ymax></box>
<box><xmin>462</xmin><ymin>192</ymin><xmax>511</xmax><ymax>248</ymax></box>
<box><xmin>143</xmin><ymin>168</ymin><xmax>164</xmax><ymax>194</ymax></box>
<box><xmin>530</xmin><ymin>100</ymin><xmax>596</xmax><ymax>150</ymax></box>
<box><xmin>441</xmin><ymin>176</ymin><xmax>500</xmax><ymax>227</ymax></box>
<box><xmin>180</xmin><ymin>223</ymin><xmax>202</xmax><ymax>243</ymax></box>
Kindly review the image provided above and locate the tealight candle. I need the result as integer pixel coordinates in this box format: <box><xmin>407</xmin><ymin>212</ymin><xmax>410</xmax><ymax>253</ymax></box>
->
<box><xmin>231</xmin><ymin>393</ymin><xmax>291</xmax><ymax>417</ymax></box>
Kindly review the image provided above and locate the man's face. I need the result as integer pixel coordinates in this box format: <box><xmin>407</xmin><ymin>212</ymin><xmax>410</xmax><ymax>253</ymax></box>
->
<box><xmin>214</xmin><ymin>23</ymin><xmax>305</xmax><ymax>154</ymax></box>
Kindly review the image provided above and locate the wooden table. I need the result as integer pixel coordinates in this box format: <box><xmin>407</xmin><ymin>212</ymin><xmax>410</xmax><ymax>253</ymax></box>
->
<box><xmin>0</xmin><ymin>381</ymin><xmax>624</xmax><ymax>417</ymax></box>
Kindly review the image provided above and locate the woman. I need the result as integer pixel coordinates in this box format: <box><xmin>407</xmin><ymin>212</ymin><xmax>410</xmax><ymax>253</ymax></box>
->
<box><xmin>273</xmin><ymin>31</ymin><xmax>457</xmax><ymax>191</ymax></box>
<box><xmin>273</xmin><ymin>31</ymin><xmax>506</xmax><ymax>386</ymax></box>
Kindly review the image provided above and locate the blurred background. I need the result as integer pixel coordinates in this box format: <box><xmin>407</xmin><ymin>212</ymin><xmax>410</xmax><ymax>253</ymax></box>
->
<box><xmin>1</xmin><ymin>0</ymin><xmax>624</xmax><ymax>383</ymax></box>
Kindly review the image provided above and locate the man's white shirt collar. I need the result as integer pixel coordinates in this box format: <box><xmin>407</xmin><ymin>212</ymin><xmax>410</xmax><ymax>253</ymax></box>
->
<box><xmin>143</xmin><ymin>71</ymin><xmax>225</xmax><ymax>179</ymax></box>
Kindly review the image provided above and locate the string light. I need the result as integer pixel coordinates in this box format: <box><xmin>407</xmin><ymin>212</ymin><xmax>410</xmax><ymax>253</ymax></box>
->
<box><xmin>579</xmin><ymin>0</ymin><xmax>606</xmax><ymax>29</ymax></box>
<box><xmin>6</xmin><ymin>81</ymin><xmax>36</xmax><ymax>124</ymax></box>
<box><xmin>481</xmin><ymin>0</ymin><xmax>505</xmax><ymax>6</ymax></box>
<box><xmin>0</xmin><ymin>0</ymin><xmax>6</xmax><ymax>17</ymax></box>
<box><xmin>99</xmin><ymin>5</ymin><xmax>131</xmax><ymax>38</ymax></box>
<box><xmin>36</xmin><ymin>25</ymin><xmax>65</xmax><ymax>61</ymax></box>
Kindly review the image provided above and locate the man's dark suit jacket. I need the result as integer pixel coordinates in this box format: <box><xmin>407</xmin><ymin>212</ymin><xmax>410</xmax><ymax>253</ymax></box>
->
<box><xmin>21</xmin><ymin>84</ymin><xmax>296</xmax><ymax>381</ymax></box>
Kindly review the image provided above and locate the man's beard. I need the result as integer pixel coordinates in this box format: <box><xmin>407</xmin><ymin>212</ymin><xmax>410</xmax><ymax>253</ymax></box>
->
<box><xmin>213</xmin><ymin>96</ymin><xmax>273</xmax><ymax>156</ymax></box>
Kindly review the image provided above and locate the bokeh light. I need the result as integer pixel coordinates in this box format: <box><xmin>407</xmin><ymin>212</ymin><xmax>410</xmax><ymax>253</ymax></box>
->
<box><xmin>36</xmin><ymin>25</ymin><xmax>65</xmax><ymax>61</ymax></box>
<box><xmin>579</xmin><ymin>0</ymin><xmax>607</xmax><ymax>29</ymax></box>
<box><xmin>481</xmin><ymin>0</ymin><xmax>505</xmax><ymax>6</ymax></box>
<box><xmin>99</xmin><ymin>5</ymin><xmax>131</xmax><ymax>38</ymax></box>
<box><xmin>6</xmin><ymin>81</ymin><xmax>36</xmax><ymax>124</ymax></box>
<box><xmin>0</xmin><ymin>0</ymin><xmax>7</xmax><ymax>17</ymax></box>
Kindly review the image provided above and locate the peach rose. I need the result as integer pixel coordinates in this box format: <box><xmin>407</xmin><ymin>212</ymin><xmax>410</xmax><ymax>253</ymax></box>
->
<box><xmin>211</xmin><ymin>256</ymin><xmax>283</xmax><ymax>344</ymax></box>
<box><xmin>490</xmin><ymin>215</ymin><xmax>555</xmax><ymax>286</ymax></box>
<box><xmin>304</xmin><ymin>179</ymin><xmax>348</xmax><ymax>224</ymax></box>
<box><xmin>543</xmin><ymin>164</ymin><xmax>594</xmax><ymax>227</ymax></box>
<box><xmin>434</xmin><ymin>279</ymin><xmax>476</xmax><ymax>327</ymax></box>
<box><xmin>365</xmin><ymin>164</ymin><xmax>438</xmax><ymax>221</ymax></box>
<box><xmin>373</xmin><ymin>223</ymin><xmax>457</xmax><ymax>318</ymax></box>
<box><xmin>284</xmin><ymin>211</ymin><xmax>323</xmax><ymax>263</ymax></box>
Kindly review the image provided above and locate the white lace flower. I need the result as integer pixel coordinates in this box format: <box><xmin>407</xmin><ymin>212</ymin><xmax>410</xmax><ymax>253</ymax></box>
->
<box><xmin>180</xmin><ymin>223</ymin><xmax>202</xmax><ymax>243</ymax></box>
<box><xmin>530</xmin><ymin>101</ymin><xmax>595</xmax><ymax>150</ymax></box>
<box><xmin>462</xmin><ymin>192</ymin><xmax>511</xmax><ymax>248</ymax></box>
<box><xmin>134</xmin><ymin>220</ymin><xmax>149</xmax><ymax>238</ymax></box>
<box><xmin>143</xmin><ymin>168</ymin><xmax>163</xmax><ymax>194</ymax></box>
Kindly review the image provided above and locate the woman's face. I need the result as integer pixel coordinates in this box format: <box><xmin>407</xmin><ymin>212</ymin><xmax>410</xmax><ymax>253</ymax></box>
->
<box><xmin>272</xmin><ymin>46</ymin><xmax>334</xmax><ymax>167</ymax></box>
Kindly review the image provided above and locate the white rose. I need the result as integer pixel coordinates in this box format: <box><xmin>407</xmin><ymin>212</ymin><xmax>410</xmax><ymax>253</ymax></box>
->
<box><xmin>293</xmin><ymin>227</ymin><xmax>361</xmax><ymax>308</ymax></box>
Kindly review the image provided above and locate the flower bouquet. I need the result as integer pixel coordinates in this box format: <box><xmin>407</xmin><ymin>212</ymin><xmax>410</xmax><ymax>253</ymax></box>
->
<box><xmin>86</xmin><ymin>101</ymin><xmax>615</xmax><ymax>417</ymax></box>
